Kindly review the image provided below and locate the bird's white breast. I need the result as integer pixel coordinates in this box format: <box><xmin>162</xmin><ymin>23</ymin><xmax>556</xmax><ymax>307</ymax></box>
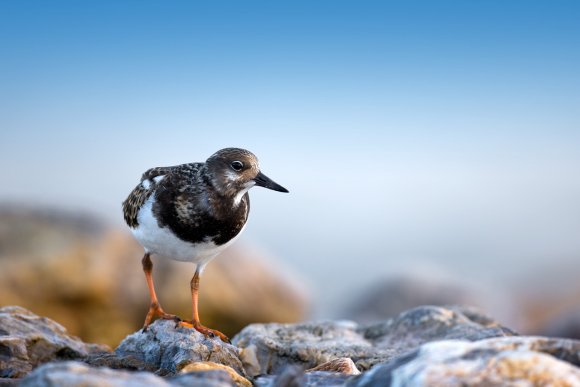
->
<box><xmin>131</xmin><ymin>195</ymin><xmax>243</xmax><ymax>270</ymax></box>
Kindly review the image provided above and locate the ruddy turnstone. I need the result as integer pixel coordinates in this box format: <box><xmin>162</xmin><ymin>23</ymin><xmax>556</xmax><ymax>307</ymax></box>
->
<box><xmin>122</xmin><ymin>148</ymin><xmax>288</xmax><ymax>342</ymax></box>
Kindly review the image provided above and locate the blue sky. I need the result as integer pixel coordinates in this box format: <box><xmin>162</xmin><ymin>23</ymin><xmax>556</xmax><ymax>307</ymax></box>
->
<box><xmin>1</xmin><ymin>1</ymin><xmax>580</xmax><ymax>315</ymax></box>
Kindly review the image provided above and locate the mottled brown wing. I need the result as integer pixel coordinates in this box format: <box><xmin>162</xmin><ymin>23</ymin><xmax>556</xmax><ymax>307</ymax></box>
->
<box><xmin>122</xmin><ymin>166</ymin><xmax>175</xmax><ymax>228</ymax></box>
<box><xmin>122</xmin><ymin>184</ymin><xmax>151</xmax><ymax>228</ymax></box>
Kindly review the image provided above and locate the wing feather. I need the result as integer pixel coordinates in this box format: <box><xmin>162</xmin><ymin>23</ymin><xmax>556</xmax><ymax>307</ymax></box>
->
<box><xmin>122</xmin><ymin>166</ymin><xmax>175</xmax><ymax>228</ymax></box>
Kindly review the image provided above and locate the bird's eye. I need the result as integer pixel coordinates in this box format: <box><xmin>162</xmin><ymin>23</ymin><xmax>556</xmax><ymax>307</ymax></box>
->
<box><xmin>231</xmin><ymin>161</ymin><xmax>244</xmax><ymax>171</ymax></box>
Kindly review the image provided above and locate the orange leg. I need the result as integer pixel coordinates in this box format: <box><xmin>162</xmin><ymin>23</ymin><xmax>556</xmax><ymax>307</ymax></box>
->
<box><xmin>179</xmin><ymin>269</ymin><xmax>229</xmax><ymax>343</ymax></box>
<box><xmin>141</xmin><ymin>253</ymin><xmax>180</xmax><ymax>331</ymax></box>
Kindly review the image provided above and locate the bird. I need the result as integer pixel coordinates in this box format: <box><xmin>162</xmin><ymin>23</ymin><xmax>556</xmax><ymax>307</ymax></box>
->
<box><xmin>122</xmin><ymin>147</ymin><xmax>288</xmax><ymax>342</ymax></box>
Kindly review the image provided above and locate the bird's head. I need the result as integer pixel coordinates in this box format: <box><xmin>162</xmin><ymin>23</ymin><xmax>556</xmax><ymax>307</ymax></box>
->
<box><xmin>206</xmin><ymin>148</ymin><xmax>288</xmax><ymax>204</ymax></box>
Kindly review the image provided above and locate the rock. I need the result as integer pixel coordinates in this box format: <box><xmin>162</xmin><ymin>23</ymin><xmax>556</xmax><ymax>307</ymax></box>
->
<box><xmin>254</xmin><ymin>366</ymin><xmax>353</xmax><ymax>387</ymax></box>
<box><xmin>512</xmin><ymin>262</ymin><xmax>580</xmax><ymax>335</ymax></box>
<box><xmin>255</xmin><ymin>366</ymin><xmax>304</xmax><ymax>387</ymax></box>
<box><xmin>233</xmin><ymin>305</ymin><xmax>514</xmax><ymax>376</ymax></box>
<box><xmin>234</xmin><ymin>319</ymin><xmax>376</xmax><ymax>377</ymax></box>
<box><xmin>180</xmin><ymin>361</ymin><xmax>251</xmax><ymax>387</ymax></box>
<box><xmin>114</xmin><ymin>319</ymin><xmax>245</xmax><ymax>377</ymax></box>
<box><xmin>0</xmin><ymin>207</ymin><xmax>308</xmax><ymax>347</ymax></box>
<box><xmin>360</xmin><ymin>305</ymin><xmax>516</xmax><ymax>354</ymax></box>
<box><xmin>20</xmin><ymin>361</ymin><xmax>167</xmax><ymax>387</ymax></box>
<box><xmin>84</xmin><ymin>351</ymin><xmax>158</xmax><ymax>372</ymax></box>
<box><xmin>170</xmin><ymin>370</ymin><xmax>236</xmax><ymax>387</ymax></box>
<box><xmin>539</xmin><ymin>308</ymin><xmax>580</xmax><ymax>340</ymax></box>
<box><xmin>348</xmin><ymin>336</ymin><xmax>580</xmax><ymax>386</ymax></box>
<box><xmin>340</xmin><ymin>275</ymin><xmax>481</xmax><ymax>324</ymax></box>
<box><xmin>307</xmin><ymin>358</ymin><xmax>360</xmax><ymax>375</ymax></box>
<box><xmin>20</xmin><ymin>361</ymin><xmax>234</xmax><ymax>387</ymax></box>
<box><xmin>0</xmin><ymin>306</ymin><xmax>109</xmax><ymax>378</ymax></box>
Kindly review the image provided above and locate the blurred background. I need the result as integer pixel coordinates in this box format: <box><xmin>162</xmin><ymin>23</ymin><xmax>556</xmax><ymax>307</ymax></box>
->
<box><xmin>1</xmin><ymin>1</ymin><xmax>580</xmax><ymax>346</ymax></box>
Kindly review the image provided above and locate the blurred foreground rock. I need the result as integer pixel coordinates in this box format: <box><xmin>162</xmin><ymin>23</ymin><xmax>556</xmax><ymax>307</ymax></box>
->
<box><xmin>20</xmin><ymin>361</ymin><xmax>235</xmax><ymax>387</ymax></box>
<box><xmin>0</xmin><ymin>206</ymin><xmax>308</xmax><ymax>346</ymax></box>
<box><xmin>4</xmin><ymin>305</ymin><xmax>580</xmax><ymax>386</ymax></box>
<box><xmin>0</xmin><ymin>306</ymin><xmax>108</xmax><ymax>378</ymax></box>
<box><xmin>348</xmin><ymin>336</ymin><xmax>580</xmax><ymax>386</ymax></box>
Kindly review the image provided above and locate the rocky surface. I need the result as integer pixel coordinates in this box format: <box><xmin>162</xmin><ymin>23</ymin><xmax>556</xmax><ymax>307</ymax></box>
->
<box><xmin>0</xmin><ymin>208</ymin><xmax>308</xmax><ymax>346</ymax></box>
<box><xmin>114</xmin><ymin>319</ymin><xmax>245</xmax><ymax>377</ymax></box>
<box><xmin>0</xmin><ymin>306</ymin><xmax>109</xmax><ymax>378</ymax></box>
<box><xmin>233</xmin><ymin>305</ymin><xmax>515</xmax><ymax>376</ymax></box>
<box><xmin>4</xmin><ymin>305</ymin><xmax>580</xmax><ymax>386</ymax></box>
<box><xmin>347</xmin><ymin>336</ymin><xmax>580</xmax><ymax>386</ymax></box>
<box><xmin>180</xmin><ymin>362</ymin><xmax>252</xmax><ymax>387</ymax></box>
<box><xmin>20</xmin><ymin>361</ymin><xmax>235</xmax><ymax>387</ymax></box>
<box><xmin>254</xmin><ymin>367</ymin><xmax>353</xmax><ymax>387</ymax></box>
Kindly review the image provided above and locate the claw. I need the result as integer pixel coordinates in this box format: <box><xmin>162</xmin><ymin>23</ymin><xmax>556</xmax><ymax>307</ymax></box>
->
<box><xmin>178</xmin><ymin>320</ymin><xmax>230</xmax><ymax>343</ymax></box>
<box><xmin>142</xmin><ymin>302</ymin><xmax>181</xmax><ymax>331</ymax></box>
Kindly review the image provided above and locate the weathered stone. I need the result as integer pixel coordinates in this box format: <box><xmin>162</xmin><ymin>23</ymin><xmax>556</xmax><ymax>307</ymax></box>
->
<box><xmin>115</xmin><ymin>319</ymin><xmax>245</xmax><ymax>376</ymax></box>
<box><xmin>0</xmin><ymin>378</ymin><xmax>18</xmax><ymax>386</ymax></box>
<box><xmin>170</xmin><ymin>370</ymin><xmax>235</xmax><ymax>387</ymax></box>
<box><xmin>341</xmin><ymin>275</ymin><xmax>481</xmax><ymax>324</ymax></box>
<box><xmin>0</xmin><ymin>306</ymin><xmax>109</xmax><ymax>378</ymax></box>
<box><xmin>84</xmin><ymin>351</ymin><xmax>158</xmax><ymax>372</ymax></box>
<box><xmin>233</xmin><ymin>305</ymin><xmax>514</xmax><ymax>375</ymax></box>
<box><xmin>235</xmin><ymin>319</ymin><xmax>381</xmax><ymax>376</ymax></box>
<box><xmin>359</xmin><ymin>305</ymin><xmax>516</xmax><ymax>351</ymax></box>
<box><xmin>540</xmin><ymin>308</ymin><xmax>580</xmax><ymax>340</ymax></box>
<box><xmin>180</xmin><ymin>361</ymin><xmax>251</xmax><ymax>387</ymax></box>
<box><xmin>20</xmin><ymin>361</ymin><xmax>166</xmax><ymax>387</ymax></box>
<box><xmin>254</xmin><ymin>366</ymin><xmax>354</xmax><ymax>387</ymax></box>
<box><xmin>348</xmin><ymin>336</ymin><xmax>580</xmax><ymax>386</ymax></box>
<box><xmin>307</xmin><ymin>358</ymin><xmax>360</xmax><ymax>375</ymax></box>
<box><xmin>19</xmin><ymin>361</ymin><xmax>234</xmax><ymax>387</ymax></box>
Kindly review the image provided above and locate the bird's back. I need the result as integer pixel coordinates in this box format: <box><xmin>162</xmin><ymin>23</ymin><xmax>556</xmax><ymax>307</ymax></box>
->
<box><xmin>122</xmin><ymin>162</ymin><xmax>250</xmax><ymax>247</ymax></box>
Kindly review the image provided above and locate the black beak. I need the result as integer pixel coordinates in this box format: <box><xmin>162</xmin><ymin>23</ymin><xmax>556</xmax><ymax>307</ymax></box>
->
<box><xmin>254</xmin><ymin>171</ymin><xmax>289</xmax><ymax>193</ymax></box>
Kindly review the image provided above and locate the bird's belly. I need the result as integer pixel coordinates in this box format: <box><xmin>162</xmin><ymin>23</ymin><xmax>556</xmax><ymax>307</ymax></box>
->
<box><xmin>131</xmin><ymin>196</ymin><xmax>241</xmax><ymax>266</ymax></box>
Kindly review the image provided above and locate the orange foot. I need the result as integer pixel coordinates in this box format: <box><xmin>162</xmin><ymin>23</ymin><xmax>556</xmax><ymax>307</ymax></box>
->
<box><xmin>178</xmin><ymin>320</ymin><xmax>230</xmax><ymax>343</ymax></box>
<box><xmin>142</xmin><ymin>303</ymin><xmax>181</xmax><ymax>332</ymax></box>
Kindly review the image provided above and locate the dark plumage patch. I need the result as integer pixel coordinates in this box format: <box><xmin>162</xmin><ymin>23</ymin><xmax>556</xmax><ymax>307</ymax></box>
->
<box><xmin>122</xmin><ymin>148</ymin><xmax>284</xmax><ymax>247</ymax></box>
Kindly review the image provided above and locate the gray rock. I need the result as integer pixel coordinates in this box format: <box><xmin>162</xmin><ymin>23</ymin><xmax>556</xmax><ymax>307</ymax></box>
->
<box><xmin>0</xmin><ymin>378</ymin><xmax>18</xmax><ymax>386</ymax></box>
<box><xmin>84</xmin><ymin>351</ymin><xmax>159</xmax><ymax>373</ymax></box>
<box><xmin>20</xmin><ymin>361</ymin><xmax>234</xmax><ymax>387</ymax></box>
<box><xmin>348</xmin><ymin>336</ymin><xmax>580</xmax><ymax>386</ymax></box>
<box><xmin>360</xmin><ymin>305</ymin><xmax>516</xmax><ymax>352</ymax></box>
<box><xmin>540</xmin><ymin>308</ymin><xmax>580</xmax><ymax>340</ymax></box>
<box><xmin>114</xmin><ymin>318</ymin><xmax>245</xmax><ymax>377</ymax></box>
<box><xmin>233</xmin><ymin>305</ymin><xmax>514</xmax><ymax>375</ymax></box>
<box><xmin>341</xmin><ymin>276</ymin><xmax>480</xmax><ymax>323</ymax></box>
<box><xmin>255</xmin><ymin>366</ymin><xmax>353</xmax><ymax>387</ymax></box>
<box><xmin>0</xmin><ymin>306</ymin><xmax>109</xmax><ymax>378</ymax></box>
